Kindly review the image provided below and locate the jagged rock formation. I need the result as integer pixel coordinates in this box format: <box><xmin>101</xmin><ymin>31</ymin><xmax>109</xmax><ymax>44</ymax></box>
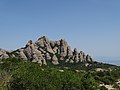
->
<box><xmin>0</xmin><ymin>36</ymin><xmax>94</xmax><ymax>65</ymax></box>
<box><xmin>0</xmin><ymin>48</ymin><xmax>9</xmax><ymax>59</ymax></box>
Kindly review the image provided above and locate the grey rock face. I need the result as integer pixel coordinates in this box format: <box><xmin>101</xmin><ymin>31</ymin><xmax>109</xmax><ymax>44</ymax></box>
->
<box><xmin>50</xmin><ymin>41</ymin><xmax>56</xmax><ymax>48</ymax></box>
<box><xmin>67</xmin><ymin>46</ymin><xmax>73</xmax><ymax>57</ymax></box>
<box><xmin>59</xmin><ymin>39</ymin><xmax>68</xmax><ymax>60</ymax></box>
<box><xmin>86</xmin><ymin>54</ymin><xmax>93</xmax><ymax>62</ymax></box>
<box><xmin>79</xmin><ymin>51</ymin><xmax>85</xmax><ymax>62</ymax></box>
<box><xmin>69</xmin><ymin>59</ymin><xmax>74</xmax><ymax>63</ymax></box>
<box><xmin>45</xmin><ymin>53</ymin><xmax>51</xmax><ymax>60</ymax></box>
<box><xmin>60</xmin><ymin>39</ymin><xmax>68</xmax><ymax>56</ymax></box>
<box><xmin>24</xmin><ymin>40</ymin><xmax>35</xmax><ymax>60</ymax></box>
<box><xmin>36</xmin><ymin>36</ymin><xmax>54</xmax><ymax>54</ymax></box>
<box><xmin>35</xmin><ymin>36</ymin><xmax>48</xmax><ymax>48</ymax></box>
<box><xmin>0</xmin><ymin>49</ymin><xmax>9</xmax><ymax>59</ymax></box>
<box><xmin>18</xmin><ymin>49</ymin><xmax>27</xmax><ymax>60</ymax></box>
<box><xmin>32</xmin><ymin>52</ymin><xmax>39</xmax><ymax>62</ymax></box>
<box><xmin>24</xmin><ymin>40</ymin><xmax>47</xmax><ymax>65</ymax></box>
<box><xmin>52</xmin><ymin>55</ymin><xmax>59</xmax><ymax>65</ymax></box>
<box><xmin>73</xmin><ymin>48</ymin><xmax>79</xmax><ymax>63</ymax></box>
<box><xmin>0</xmin><ymin>36</ymin><xmax>93</xmax><ymax>65</ymax></box>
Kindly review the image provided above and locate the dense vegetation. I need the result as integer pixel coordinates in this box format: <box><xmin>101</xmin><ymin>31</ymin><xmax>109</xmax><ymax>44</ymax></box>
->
<box><xmin>0</xmin><ymin>58</ymin><xmax>120</xmax><ymax>90</ymax></box>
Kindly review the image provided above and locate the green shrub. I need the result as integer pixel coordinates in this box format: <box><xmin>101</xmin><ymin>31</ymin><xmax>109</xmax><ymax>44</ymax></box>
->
<box><xmin>99</xmin><ymin>86</ymin><xmax>108</xmax><ymax>90</ymax></box>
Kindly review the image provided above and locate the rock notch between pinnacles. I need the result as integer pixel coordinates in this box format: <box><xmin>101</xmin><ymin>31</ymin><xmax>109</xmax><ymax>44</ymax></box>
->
<box><xmin>0</xmin><ymin>36</ymin><xmax>93</xmax><ymax>66</ymax></box>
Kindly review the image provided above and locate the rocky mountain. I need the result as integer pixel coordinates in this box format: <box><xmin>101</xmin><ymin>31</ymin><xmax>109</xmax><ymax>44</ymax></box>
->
<box><xmin>0</xmin><ymin>36</ymin><xmax>93</xmax><ymax>66</ymax></box>
<box><xmin>1</xmin><ymin>36</ymin><xmax>120</xmax><ymax>90</ymax></box>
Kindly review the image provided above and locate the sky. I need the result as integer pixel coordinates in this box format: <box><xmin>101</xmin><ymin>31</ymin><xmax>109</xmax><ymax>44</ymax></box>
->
<box><xmin>0</xmin><ymin>0</ymin><xmax>120</xmax><ymax>65</ymax></box>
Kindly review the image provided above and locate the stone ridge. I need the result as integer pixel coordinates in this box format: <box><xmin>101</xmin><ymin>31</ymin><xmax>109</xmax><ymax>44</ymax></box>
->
<box><xmin>0</xmin><ymin>36</ymin><xmax>93</xmax><ymax>65</ymax></box>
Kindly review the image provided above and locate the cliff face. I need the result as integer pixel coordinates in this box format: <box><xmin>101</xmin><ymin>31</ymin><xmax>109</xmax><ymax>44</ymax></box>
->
<box><xmin>0</xmin><ymin>36</ymin><xmax>93</xmax><ymax>65</ymax></box>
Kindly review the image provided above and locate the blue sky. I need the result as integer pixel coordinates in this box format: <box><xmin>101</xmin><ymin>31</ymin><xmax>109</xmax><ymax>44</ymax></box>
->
<box><xmin>0</xmin><ymin>0</ymin><xmax>120</xmax><ymax>64</ymax></box>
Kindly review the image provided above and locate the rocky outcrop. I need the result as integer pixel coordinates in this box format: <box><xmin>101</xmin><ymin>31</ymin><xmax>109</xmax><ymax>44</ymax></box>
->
<box><xmin>18</xmin><ymin>49</ymin><xmax>27</xmax><ymax>60</ymax></box>
<box><xmin>73</xmin><ymin>48</ymin><xmax>79</xmax><ymax>63</ymax></box>
<box><xmin>0</xmin><ymin>48</ymin><xmax>9</xmax><ymax>59</ymax></box>
<box><xmin>86</xmin><ymin>54</ymin><xmax>93</xmax><ymax>62</ymax></box>
<box><xmin>0</xmin><ymin>36</ymin><xmax>94</xmax><ymax>65</ymax></box>
<box><xmin>59</xmin><ymin>39</ymin><xmax>68</xmax><ymax>60</ymax></box>
<box><xmin>23</xmin><ymin>40</ymin><xmax>47</xmax><ymax>65</ymax></box>
<box><xmin>52</xmin><ymin>55</ymin><xmax>59</xmax><ymax>65</ymax></box>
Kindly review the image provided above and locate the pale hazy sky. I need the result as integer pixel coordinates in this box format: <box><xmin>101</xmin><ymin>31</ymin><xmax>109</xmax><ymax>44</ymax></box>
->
<box><xmin>0</xmin><ymin>0</ymin><xmax>120</xmax><ymax>62</ymax></box>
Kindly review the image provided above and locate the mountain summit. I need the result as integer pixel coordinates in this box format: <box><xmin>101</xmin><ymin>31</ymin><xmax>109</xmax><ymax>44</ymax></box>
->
<box><xmin>1</xmin><ymin>36</ymin><xmax>120</xmax><ymax>90</ymax></box>
<box><xmin>0</xmin><ymin>36</ymin><xmax>93</xmax><ymax>65</ymax></box>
